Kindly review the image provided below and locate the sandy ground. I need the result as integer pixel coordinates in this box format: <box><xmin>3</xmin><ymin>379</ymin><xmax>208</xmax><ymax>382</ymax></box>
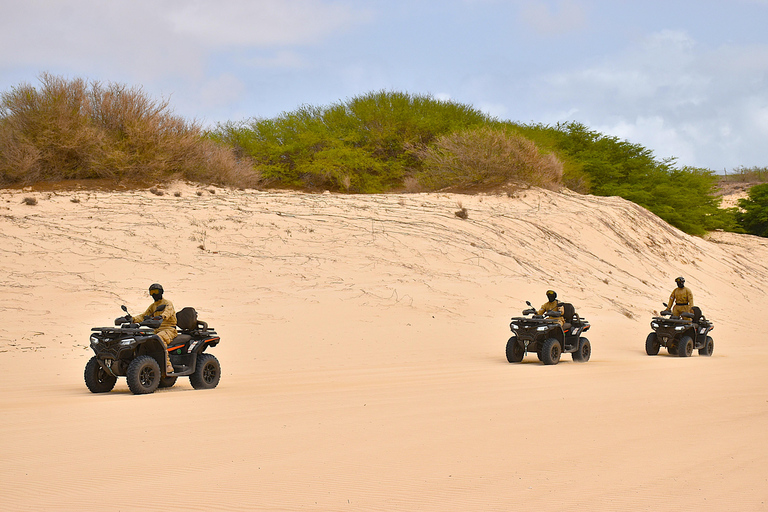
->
<box><xmin>0</xmin><ymin>183</ymin><xmax>766</xmax><ymax>511</ymax></box>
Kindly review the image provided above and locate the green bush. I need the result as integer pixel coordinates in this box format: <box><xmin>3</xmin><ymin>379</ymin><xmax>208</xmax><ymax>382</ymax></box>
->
<box><xmin>0</xmin><ymin>73</ymin><xmax>259</xmax><ymax>187</ymax></box>
<box><xmin>211</xmin><ymin>91</ymin><xmax>493</xmax><ymax>192</ymax></box>
<box><xmin>737</xmin><ymin>183</ymin><xmax>768</xmax><ymax>236</ymax></box>
<box><xmin>2</xmin><ymin>78</ymin><xmax>743</xmax><ymax>238</ymax></box>
<box><xmin>512</xmin><ymin>122</ymin><xmax>733</xmax><ymax>235</ymax></box>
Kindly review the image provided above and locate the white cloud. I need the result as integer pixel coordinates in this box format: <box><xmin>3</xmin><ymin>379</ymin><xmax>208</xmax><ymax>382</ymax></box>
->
<box><xmin>478</xmin><ymin>101</ymin><xmax>508</xmax><ymax>118</ymax></box>
<box><xmin>169</xmin><ymin>0</ymin><xmax>371</xmax><ymax>47</ymax></box>
<box><xmin>535</xmin><ymin>29</ymin><xmax>768</xmax><ymax>168</ymax></box>
<box><xmin>595</xmin><ymin>116</ymin><xmax>696</xmax><ymax>164</ymax></box>
<box><xmin>520</xmin><ymin>0</ymin><xmax>587</xmax><ymax>35</ymax></box>
<box><xmin>196</xmin><ymin>74</ymin><xmax>247</xmax><ymax>111</ymax></box>
<box><xmin>244</xmin><ymin>50</ymin><xmax>308</xmax><ymax>69</ymax></box>
<box><xmin>0</xmin><ymin>0</ymin><xmax>370</xmax><ymax>81</ymax></box>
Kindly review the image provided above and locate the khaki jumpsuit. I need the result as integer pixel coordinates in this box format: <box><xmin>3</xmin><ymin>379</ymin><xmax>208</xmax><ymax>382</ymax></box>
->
<box><xmin>538</xmin><ymin>300</ymin><xmax>565</xmax><ymax>327</ymax></box>
<box><xmin>668</xmin><ymin>286</ymin><xmax>694</xmax><ymax>318</ymax></box>
<box><xmin>132</xmin><ymin>298</ymin><xmax>177</xmax><ymax>373</ymax></box>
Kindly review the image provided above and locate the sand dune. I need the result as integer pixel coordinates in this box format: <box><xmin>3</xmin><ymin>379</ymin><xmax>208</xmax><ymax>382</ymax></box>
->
<box><xmin>0</xmin><ymin>183</ymin><xmax>766</xmax><ymax>511</ymax></box>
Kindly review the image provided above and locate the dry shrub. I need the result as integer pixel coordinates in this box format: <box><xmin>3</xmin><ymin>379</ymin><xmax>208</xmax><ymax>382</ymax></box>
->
<box><xmin>724</xmin><ymin>166</ymin><xmax>768</xmax><ymax>183</ymax></box>
<box><xmin>415</xmin><ymin>126</ymin><xmax>563</xmax><ymax>191</ymax></box>
<box><xmin>0</xmin><ymin>73</ymin><xmax>260</xmax><ymax>188</ymax></box>
<box><xmin>402</xmin><ymin>176</ymin><xmax>422</xmax><ymax>193</ymax></box>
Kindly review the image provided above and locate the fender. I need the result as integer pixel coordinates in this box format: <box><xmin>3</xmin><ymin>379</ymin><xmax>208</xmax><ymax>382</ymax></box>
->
<box><xmin>135</xmin><ymin>335</ymin><xmax>167</xmax><ymax>371</ymax></box>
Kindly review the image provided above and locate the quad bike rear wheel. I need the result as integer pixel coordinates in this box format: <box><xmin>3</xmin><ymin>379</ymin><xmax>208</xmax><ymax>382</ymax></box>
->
<box><xmin>541</xmin><ymin>338</ymin><xmax>562</xmax><ymax>365</ymax></box>
<box><xmin>698</xmin><ymin>336</ymin><xmax>714</xmax><ymax>357</ymax></box>
<box><xmin>572</xmin><ymin>337</ymin><xmax>591</xmax><ymax>362</ymax></box>
<box><xmin>126</xmin><ymin>355</ymin><xmax>161</xmax><ymax>395</ymax></box>
<box><xmin>506</xmin><ymin>336</ymin><xmax>524</xmax><ymax>363</ymax></box>
<box><xmin>678</xmin><ymin>336</ymin><xmax>694</xmax><ymax>357</ymax></box>
<box><xmin>645</xmin><ymin>333</ymin><xmax>660</xmax><ymax>356</ymax></box>
<box><xmin>190</xmin><ymin>353</ymin><xmax>221</xmax><ymax>390</ymax></box>
<box><xmin>84</xmin><ymin>356</ymin><xmax>117</xmax><ymax>393</ymax></box>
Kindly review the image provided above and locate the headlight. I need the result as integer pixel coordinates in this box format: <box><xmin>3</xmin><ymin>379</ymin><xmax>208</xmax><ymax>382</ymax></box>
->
<box><xmin>120</xmin><ymin>338</ymin><xmax>136</xmax><ymax>346</ymax></box>
<box><xmin>510</xmin><ymin>324</ymin><xmax>519</xmax><ymax>330</ymax></box>
<box><xmin>651</xmin><ymin>322</ymin><xmax>659</xmax><ymax>329</ymax></box>
<box><xmin>675</xmin><ymin>326</ymin><xmax>686</xmax><ymax>331</ymax></box>
<box><xmin>90</xmin><ymin>336</ymin><xmax>99</xmax><ymax>345</ymax></box>
<box><xmin>537</xmin><ymin>326</ymin><xmax>549</xmax><ymax>331</ymax></box>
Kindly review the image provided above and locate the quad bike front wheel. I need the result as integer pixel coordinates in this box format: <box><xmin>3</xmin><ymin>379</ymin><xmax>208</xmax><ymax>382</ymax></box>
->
<box><xmin>190</xmin><ymin>353</ymin><xmax>221</xmax><ymax>390</ymax></box>
<box><xmin>126</xmin><ymin>355</ymin><xmax>161</xmax><ymax>395</ymax></box>
<box><xmin>541</xmin><ymin>338</ymin><xmax>562</xmax><ymax>365</ymax></box>
<box><xmin>84</xmin><ymin>356</ymin><xmax>117</xmax><ymax>393</ymax></box>
<box><xmin>698</xmin><ymin>336</ymin><xmax>714</xmax><ymax>357</ymax></box>
<box><xmin>506</xmin><ymin>336</ymin><xmax>524</xmax><ymax>363</ymax></box>
<box><xmin>572</xmin><ymin>337</ymin><xmax>591</xmax><ymax>362</ymax></box>
<box><xmin>645</xmin><ymin>333</ymin><xmax>660</xmax><ymax>356</ymax></box>
<box><xmin>678</xmin><ymin>336</ymin><xmax>694</xmax><ymax>357</ymax></box>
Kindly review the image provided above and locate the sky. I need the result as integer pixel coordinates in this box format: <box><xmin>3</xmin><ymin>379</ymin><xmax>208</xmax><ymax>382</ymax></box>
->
<box><xmin>1</xmin><ymin>0</ymin><xmax>767</xmax><ymax>171</ymax></box>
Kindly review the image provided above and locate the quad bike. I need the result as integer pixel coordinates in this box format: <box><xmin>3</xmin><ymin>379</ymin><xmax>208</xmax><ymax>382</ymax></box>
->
<box><xmin>84</xmin><ymin>305</ymin><xmax>221</xmax><ymax>394</ymax></box>
<box><xmin>506</xmin><ymin>301</ymin><xmax>591</xmax><ymax>365</ymax></box>
<box><xmin>646</xmin><ymin>304</ymin><xmax>714</xmax><ymax>357</ymax></box>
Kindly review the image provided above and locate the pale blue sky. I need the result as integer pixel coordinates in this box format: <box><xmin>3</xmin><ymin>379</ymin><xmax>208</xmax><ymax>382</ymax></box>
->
<box><xmin>2</xmin><ymin>0</ymin><xmax>767</xmax><ymax>170</ymax></box>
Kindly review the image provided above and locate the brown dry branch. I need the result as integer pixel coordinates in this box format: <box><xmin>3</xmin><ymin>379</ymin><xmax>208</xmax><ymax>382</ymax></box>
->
<box><xmin>0</xmin><ymin>73</ymin><xmax>261</xmax><ymax>188</ymax></box>
<box><xmin>415</xmin><ymin>126</ymin><xmax>563</xmax><ymax>191</ymax></box>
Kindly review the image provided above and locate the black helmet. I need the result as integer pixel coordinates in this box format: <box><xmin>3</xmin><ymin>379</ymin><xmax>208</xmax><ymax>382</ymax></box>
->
<box><xmin>149</xmin><ymin>283</ymin><xmax>164</xmax><ymax>300</ymax></box>
<box><xmin>675</xmin><ymin>276</ymin><xmax>685</xmax><ymax>288</ymax></box>
<box><xmin>546</xmin><ymin>289</ymin><xmax>557</xmax><ymax>302</ymax></box>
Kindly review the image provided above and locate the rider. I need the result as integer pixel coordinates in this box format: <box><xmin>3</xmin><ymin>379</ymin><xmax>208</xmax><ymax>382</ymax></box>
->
<box><xmin>131</xmin><ymin>283</ymin><xmax>177</xmax><ymax>375</ymax></box>
<box><xmin>667</xmin><ymin>276</ymin><xmax>694</xmax><ymax>319</ymax></box>
<box><xmin>538</xmin><ymin>290</ymin><xmax>565</xmax><ymax>326</ymax></box>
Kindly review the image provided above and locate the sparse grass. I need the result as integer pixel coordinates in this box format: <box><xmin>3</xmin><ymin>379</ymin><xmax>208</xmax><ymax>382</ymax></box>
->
<box><xmin>722</xmin><ymin>166</ymin><xmax>768</xmax><ymax>183</ymax></box>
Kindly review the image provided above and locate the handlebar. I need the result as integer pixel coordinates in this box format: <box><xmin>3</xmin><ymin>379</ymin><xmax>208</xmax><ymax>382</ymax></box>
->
<box><xmin>140</xmin><ymin>318</ymin><xmax>162</xmax><ymax>329</ymax></box>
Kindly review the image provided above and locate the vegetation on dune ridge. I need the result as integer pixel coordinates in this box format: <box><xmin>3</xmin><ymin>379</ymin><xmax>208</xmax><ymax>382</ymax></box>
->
<box><xmin>212</xmin><ymin>90</ymin><xmax>732</xmax><ymax>235</ymax></box>
<box><xmin>737</xmin><ymin>183</ymin><xmax>768</xmax><ymax>237</ymax></box>
<box><xmin>721</xmin><ymin>166</ymin><xmax>768</xmax><ymax>183</ymax></box>
<box><xmin>0</xmin><ymin>75</ymin><xmax>754</xmax><ymax>236</ymax></box>
<box><xmin>0</xmin><ymin>73</ymin><xmax>259</xmax><ymax>188</ymax></box>
<box><xmin>513</xmin><ymin>122</ymin><xmax>736</xmax><ymax>236</ymax></box>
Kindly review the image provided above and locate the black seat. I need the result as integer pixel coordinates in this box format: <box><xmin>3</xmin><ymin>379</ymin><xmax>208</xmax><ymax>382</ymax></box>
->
<box><xmin>560</xmin><ymin>302</ymin><xmax>576</xmax><ymax>331</ymax></box>
<box><xmin>176</xmin><ymin>307</ymin><xmax>199</xmax><ymax>331</ymax></box>
<box><xmin>692</xmin><ymin>306</ymin><xmax>702</xmax><ymax>325</ymax></box>
<box><xmin>167</xmin><ymin>334</ymin><xmax>191</xmax><ymax>352</ymax></box>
